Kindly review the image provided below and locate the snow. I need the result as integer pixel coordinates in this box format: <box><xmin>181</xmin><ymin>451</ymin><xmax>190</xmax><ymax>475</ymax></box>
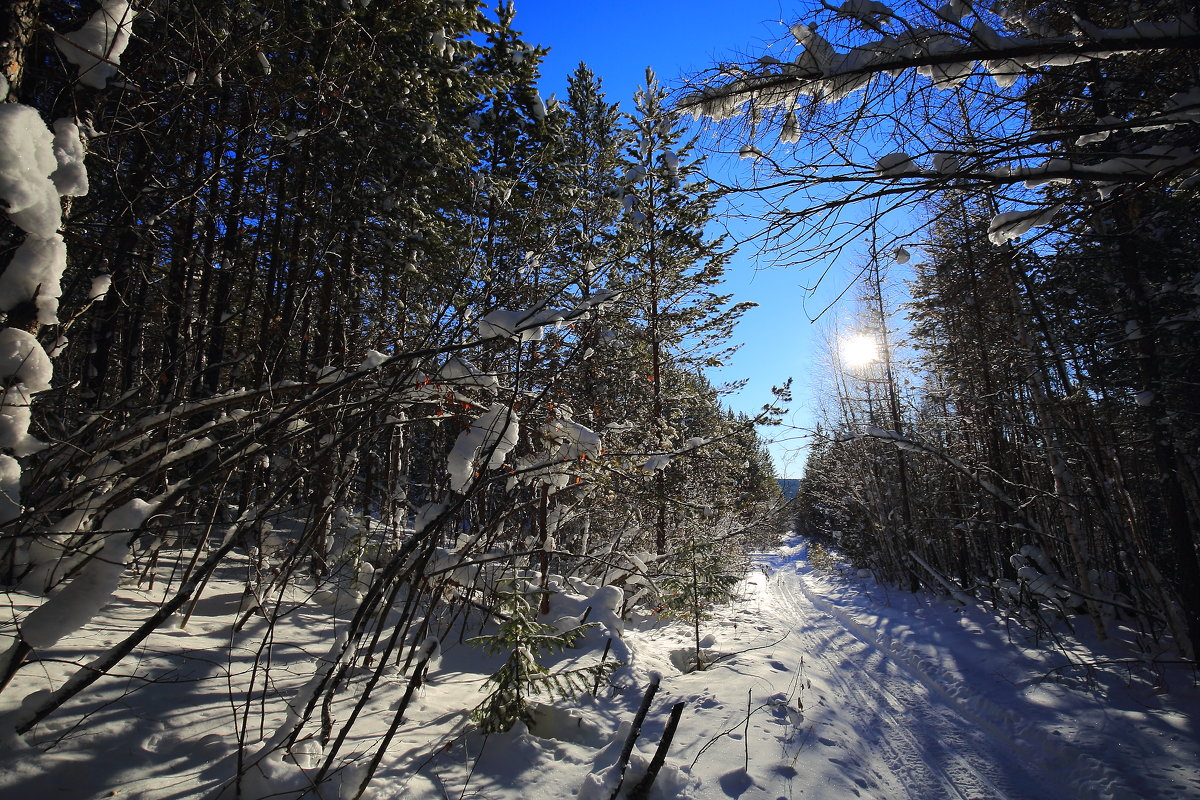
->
<box><xmin>88</xmin><ymin>274</ymin><xmax>112</xmax><ymax>301</ymax></box>
<box><xmin>932</xmin><ymin>153</ymin><xmax>959</xmax><ymax>174</ymax></box>
<box><xmin>530</xmin><ymin>90</ymin><xmax>548</xmax><ymax>121</ymax></box>
<box><xmin>0</xmin><ymin>103</ymin><xmax>75</xmax><ymax>327</ymax></box>
<box><xmin>478</xmin><ymin>307</ymin><xmax>550</xmax><ymax>343</ymax></box>
<box><xmin>439</xmin><ymin>357</ymin><xmax>499</xmax><ymax>390</ymax></box>
<box><xmin>18</xmin><ymin>530</ymin><xmax>133</xmax><ymax>649</ymax></box>
<box><xmin>57</xmin><ymin>0</ymin><xmax>138</xmax><ymax>90</ymax></box>
<box><xmin>1</xmin><ymin>534</ymin><xmax>1197</xmax><ymax>800</ymax></box>
<box><xmin>987</xmin><ymin>204</ymin><xmax>1064</xmax><ymax>244</ymax></box>
<box><xmin>739</xmin><ymin>144</ymin><xmax>764</xmax><ymax>160</ymax></box>
<box><xmin>0</xmin><ymin>104</ymin><xmax>61</xmax><ymax>238</ymax></box>
<box><xmin>0</xmin><ymin>234</ymin><xmax>67</xmax><ymax>324</ymax></box>
<box><xmin>0</xmin><ymin>453</ymin><xmax>19</xmax><ymax>523</ymax></box>
<box><xmin>779</xmin><ymin>111</ymin><xmax>801</xmax><ymax>144</ymax></box>
<box><xmin>837</xmin><ymin>0</ymin><xmax>894</xmax><ymax>29</ymax></box>
<box><xmin>0</xmin><ymin>327</ymin><xmax>53</xmax><ymax>393</ymax></box>
<box><xmin>0</xmin><ymin>384</ymin><xmax>43</xmax><ymax>456</ymax></box>
<box><xmin>446</xmin><ymin>403</ymin><xmax>521</xmax><ymax>492</ymax></box>
<box><xmin>50</xmin><ymin>118</ymin><xmax>89</xmax><ymax>197</ymax></box>
<box><xmin>357</xmin><ymin>348</ymin><xmax>389</xmax><ymax>371</ymax></box>
<box><xmin>642</xmin><ymin>453</ymin><xmax>673</xmax><ymax>471</ymax></box>
<box><xmin>543</xmin><ymin>418</ymin><xmax>602</xmax><ymax>461</ymax></box>
<box><xmin>875</xmin><ymin>151</ymin><xmax>917</xmax><ymax>176</ymax></box>
<box><xmin>98</xmin><ymin>497</ymin><xmax>158</xmax><ymax>533</ymax></box>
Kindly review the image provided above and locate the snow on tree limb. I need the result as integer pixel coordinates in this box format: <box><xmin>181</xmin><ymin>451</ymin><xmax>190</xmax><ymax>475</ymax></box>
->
<box><xmin>56</xmin><ymin>0</ymin><xmax>138</xmax><ymax>90</ymax></box>
<box><xmin>682</xmin><ymin>3</ymin><xmax>1200</xmax><ymax>260</ymax></box>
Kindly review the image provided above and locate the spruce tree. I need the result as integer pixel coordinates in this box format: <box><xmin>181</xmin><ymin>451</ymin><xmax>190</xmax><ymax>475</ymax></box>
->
<box><xmin>471</xmin><ymin>585</ymin><xmax>616</xmax><ymax>733</ymax></box>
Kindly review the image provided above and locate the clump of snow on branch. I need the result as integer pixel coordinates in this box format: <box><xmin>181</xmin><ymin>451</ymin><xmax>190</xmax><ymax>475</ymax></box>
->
<box><xmin>1007</xmin><ymin>545</ymin><xmax>1082</xmax><ymax>608</ymax></box>
<box><xmin>88</xmin><ymin>274</ymin><xmax>112</xmax><ymax>301</ymax></box>
<box><xmin>446</xmin><ymin>404</ymin><xmax>520</xmax><ymax>492</ymax></box>
<box><xmin>478</xmin><ymin>307</ymin><xmax>554</xmax><ymax>343</ymax></box>
<box><xmin>57</xmin><ymin>0</ymin><xmax>138</xmax><ymax>90</ymax></box>
<box><xmin>19</xmin><ymin>498</ymin><xmax>155</xmax><ymax>650</ymax></box>
<box><xmin>0</xmin><ymin>328</ymin><xmax>53</xmax><ymax>394</ymax></box>
<box><xmin>875</xmin><ymin>152</ymin><xmax>917</xmax><ymax>176</ymax></box>
<box><xmin>987</xmin><ymin>205</ymin><xmax>1063</xmax><ymax>244</ymax></box>
<box><xmin>643</xmin><ymin>453</ymin><xmax>673</xmax><ymax>471</ymax></box>
<box><xmin>0</xmin><ymin>235</ymin><xmax>67</xmax><ymax>325</ymax></box>
<box><xmin>0</xmin><ymin>454</ymin><xmax>20</xmax><ymax>523</ymax></box>
<box><xmin>837</xmin><ymin>0</ymin><xmax>895</xmax><ymax>31</ymax></box>
<box><xmin>357</xmin><ymin>348</ymin><xmax>389</xmax><ymax>371</ymax></box>
<box><xmin>0</xmin><ymin>100</ymin><xmax>90</xmax><ymax>560</ymax></box>
<box><xmin>439</xmin><ymin>357</ymin><xmax>499</xmax><ymax>390</ymax></box>
<box><xmin>682</xmin><ymin>4</ymin><xmax>1200</xmax><ymax>251</ymax></box>
<box><xmin>0</xmin><ymin>327</ymin><xmax>52</xmax><ymax>455</ymax></box>
<box><xmin>0</xmin><ymin>104</ymin><xmax>61</xmax><ymax>238</ymax></box>
<box><xmin>50</xmin><ymin>119</ymin><xmax>89</xmax><ymax>197</ymax></box>
<box><xmin>542</xmin><ymin>418</ymin><xmax>602</xmax><ymax>462</ymax></box>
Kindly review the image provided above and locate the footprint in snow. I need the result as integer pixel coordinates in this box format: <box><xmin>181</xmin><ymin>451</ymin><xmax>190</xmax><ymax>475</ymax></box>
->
<box><xmin>718</xmin><ymin>768</ymin><xmax>758</xmax><ymax>798</ymax></box>
<box><xmin>772</xmin><ymin>765</ymin><xmax>798</xmax><ymax>780</ymax></box>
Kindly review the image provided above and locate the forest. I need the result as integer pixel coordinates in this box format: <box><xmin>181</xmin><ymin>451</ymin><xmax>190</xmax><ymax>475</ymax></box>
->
<box><xmin>713</xmin><ymin>0</ymin><xmax>1200</xmax><ymax>665</ymax></box>
<box><xmin>1</xmin><ymin>1</ymin><xmax>1199</xmax><ymax>799</ymax></box>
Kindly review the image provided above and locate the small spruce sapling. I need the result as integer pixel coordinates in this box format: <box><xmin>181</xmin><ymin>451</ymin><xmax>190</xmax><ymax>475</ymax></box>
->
<box><xmin>660</xmin><ymin>542</ymin><xmax>741</xmax><ymax>671</ymax></box>
<box><xmin>471</xmin><ymin>585</ymin><xmax>617</xmax><ymax>733</ymax></box>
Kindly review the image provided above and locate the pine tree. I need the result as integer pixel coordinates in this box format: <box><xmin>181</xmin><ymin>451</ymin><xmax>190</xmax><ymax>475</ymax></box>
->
<box><xmin>612</xmin><ymin>68</ymin><xmax>754</xmax><ymax>555</ymax></box>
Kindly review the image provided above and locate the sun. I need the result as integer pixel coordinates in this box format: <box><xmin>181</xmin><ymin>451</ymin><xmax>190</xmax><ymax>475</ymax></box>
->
<box><xmin>840</xmin><ymin>334</ymin><xmax>880</xmax><ymax>369</ymax></box>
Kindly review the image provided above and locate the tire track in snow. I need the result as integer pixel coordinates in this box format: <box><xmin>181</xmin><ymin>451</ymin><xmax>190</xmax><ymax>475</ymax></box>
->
<box><xmin>777</xmin><ymin>564</ymin><xmax>1140</xmax><ymax>800</ymax></box>
<box><xmin>766</xmin><ymin>571</ymin><xmax>1019</xmax><ymax>800</ymax></box>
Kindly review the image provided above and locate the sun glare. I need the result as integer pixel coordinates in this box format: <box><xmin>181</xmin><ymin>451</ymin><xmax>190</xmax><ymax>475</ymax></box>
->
<box><xmin>841</xmin><ymin>334</ymin><xmax>880</xmax><ymax>369</ymax></box>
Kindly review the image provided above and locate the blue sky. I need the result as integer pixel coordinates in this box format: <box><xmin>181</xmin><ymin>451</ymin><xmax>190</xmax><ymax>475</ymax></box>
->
<box><xmin>509</xmin><ymin>0</ymin><xmax>859</xmax><ymax>478</ymax></box>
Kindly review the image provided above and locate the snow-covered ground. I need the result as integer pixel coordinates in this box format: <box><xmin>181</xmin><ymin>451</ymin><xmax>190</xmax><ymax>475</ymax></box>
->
<box><xmin>2</xmin><ymin>535</ymin><xmax>1198</xmax><ymax>799</ymax></box>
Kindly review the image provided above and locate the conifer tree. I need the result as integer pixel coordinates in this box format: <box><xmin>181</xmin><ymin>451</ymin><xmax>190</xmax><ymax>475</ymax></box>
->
<box><xmin>471</xmin><ymin>585</ymin><xmax>616</xmax><ymax>733</ymax></box>
<box><xmin>612</xmin><ymin>68</ymin><xmax>755</xmax><ymax>555</ymax></box>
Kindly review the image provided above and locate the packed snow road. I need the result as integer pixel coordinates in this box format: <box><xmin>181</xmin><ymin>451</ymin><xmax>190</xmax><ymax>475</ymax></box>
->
<box><xmin>625</xmin><ymin>539</ymin><xmax>1200</xmax><ymax>800</ymax></box>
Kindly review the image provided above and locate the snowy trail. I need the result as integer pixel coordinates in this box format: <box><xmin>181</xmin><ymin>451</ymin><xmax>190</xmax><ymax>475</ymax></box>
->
<box><xmin>633</xmin><ymin>546</ymin><xmax>1176</xmax><ymax>800</ymax></box>
<box><xmin>772</xmin><ymin>567</ymin><xmax>1055</xmax><ymax>800</ymax></box>
<box><xmin>3</xmin><ymin>539</ymin><xmax>1197</xmax><ymax>800</ymax></box>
